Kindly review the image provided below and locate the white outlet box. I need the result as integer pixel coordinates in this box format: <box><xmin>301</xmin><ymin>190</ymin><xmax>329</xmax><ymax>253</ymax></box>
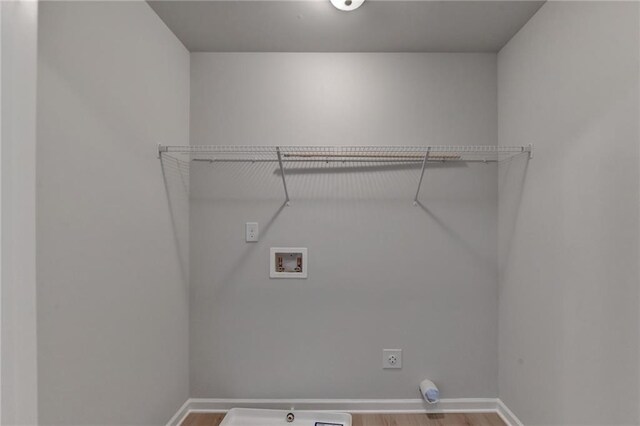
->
<box><xmin>246</xmin><ymin>222</ymin><xmax>258</xmax><ymax>242</ymax></box>
<box><xmin>383</xmin><ymin>349</ymin><xmax>402</xmax><ymax>369</ymax></box>
<box><xmin>270</xmin><ymin>247</ymin><xmax>308</xmax><ymax>279</ymax></box>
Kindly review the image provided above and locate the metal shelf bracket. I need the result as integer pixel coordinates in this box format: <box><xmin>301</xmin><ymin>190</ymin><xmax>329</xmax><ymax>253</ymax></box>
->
<box><xmin>276</xmin><ymin>146</ymin><xmax>291</xmax><ymax>206</ymax></box>
<box><xmin>413</xmin><ymin>147</ymin><xmax>430</xmax><ymax>206</ymax></box>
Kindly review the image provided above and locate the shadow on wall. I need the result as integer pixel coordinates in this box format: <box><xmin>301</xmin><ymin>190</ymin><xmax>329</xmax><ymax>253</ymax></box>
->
<box><xmin>274</xmin><ymin>161</ymin><xmax>467</xmax><ymax>176</ymax></box>
<box><xmin>415</xmin><ymin>200</ymin><xmax>495</xmax><ymax>271</ymax></box>
<box><xmin>213</xmin><ymin>200</ymin><xmax>289</xmax><ymax>297</ymax></box>
<box><xmin>161</xmin><ymin>154</ymin><xmax>190</xmax><ymax>285</ymax></box>
<box><xmin>498</xmin><ymin>153</ymin><xmax>529</xmax><ymax>276</ymax></box>
<box><xmin>184</xmin><ymin>156</ymin><xmax>497</xmax><ymax>297</ymax></box>
<box><xmin>188</xmin><ymin>158</ymin><xmax>472</xmax><ymax>202</ymax></box>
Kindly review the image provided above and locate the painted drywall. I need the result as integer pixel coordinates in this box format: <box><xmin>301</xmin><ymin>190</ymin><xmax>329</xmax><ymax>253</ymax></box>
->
<box><xmin>498</xmin><ymin>2</ymin><xmax>640</xmax><ymax>425</ymax></box>
<box><xmin>149</xmin><ymin>1</ymin><xmax>545</xmax><ymax>53</ymax></box>
<box><xmin>1</xmin><ymin>1</ymin><xmax>39</xmax><ymax>424</ymax></box>
<box><xmin>189</xmin><ymin>53</ymin><xmax>499</xmax><ymax>399</ymax></box>
<box><xmin>36</xmin><ymin>2</ymin><xmax>190</xmax><ymax>424</ymax></box>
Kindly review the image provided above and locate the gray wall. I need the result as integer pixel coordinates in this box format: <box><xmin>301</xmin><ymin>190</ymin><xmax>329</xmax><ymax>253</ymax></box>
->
<box><xmin>1</xmin><ymin>1</ymin><xmax>39</xmax><ymax>424</ymax></box>
<box><xmin>189</xmin><ymin>53</ymin><xmax>499</xmax><ymax>399</ymax></box>
<box><xmin>498</xmin><ymin>2</ymin><xmax>640</xmax><ymax>425</ymax></box>
<box><xmin>36</xmin><ymin>2</ymin><xmax>190</xmax><ymax>424</ymax></box>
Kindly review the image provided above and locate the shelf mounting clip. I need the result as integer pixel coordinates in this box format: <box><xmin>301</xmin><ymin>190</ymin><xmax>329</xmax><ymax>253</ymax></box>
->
<box><xmin>526</xmin><ymin>144</ymin><xmax>533</xmax><ymax>159</ymax></box>
<box><xmin>157</xmin><ymin>144</ymin><xmax>168</xmax><ymax>159</ymax></box>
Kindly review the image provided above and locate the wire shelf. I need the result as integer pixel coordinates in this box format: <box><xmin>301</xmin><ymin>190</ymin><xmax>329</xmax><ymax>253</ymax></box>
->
<box><xmin>160</xmin><ymin>145</ymin><xmax>530</xmax><ymax>163</ymax></box>
<box><xmin>159</xmin><ymin>145</ymin><xmax>532</xmax><ymax>205</ymax></box>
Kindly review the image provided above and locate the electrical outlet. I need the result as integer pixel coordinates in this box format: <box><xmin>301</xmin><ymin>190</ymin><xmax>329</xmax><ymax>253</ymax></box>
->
<box><xmin>383</xmin><ymin>349</ymin><xmax>402</xmax><ymax>369</ymax></box>
<box><xmin>246</xmin><ymin>222</ymin><xmax>258</xmax><ymax>242</ymax></box>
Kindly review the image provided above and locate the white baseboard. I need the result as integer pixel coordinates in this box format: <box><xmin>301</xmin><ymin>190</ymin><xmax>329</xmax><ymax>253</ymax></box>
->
<box><xmin>167</xmin><ymin>398</ymin><xmax>523</xmax><ymax>426</ymax></box>
<box><xmin>166</xmin><ymin>399</ymin><xmax>192</xmax><ymax>426</ymax></box>
<box><xmin>497</xmin><ymin>399</ymin><xmax>524</xmax><ymax>426</ymax></box>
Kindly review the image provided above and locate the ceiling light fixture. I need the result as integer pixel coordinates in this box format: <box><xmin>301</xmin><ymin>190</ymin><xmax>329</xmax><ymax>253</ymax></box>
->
<box><xmin>330</xmin><ymin>0</ymin><xmax>365</xmax><ymax>12</ymax></box>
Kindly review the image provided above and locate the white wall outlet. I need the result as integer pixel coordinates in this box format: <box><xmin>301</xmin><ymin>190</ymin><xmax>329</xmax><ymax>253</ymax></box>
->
<box><xmin>383</xmin><ymin>349</ymin><xmax>402</xmax><ymax>369</ymax></box>
<box><xmin>246</xmin><ymin>222</ymin><xmax>258</xmax><ymax>242</ymax></box>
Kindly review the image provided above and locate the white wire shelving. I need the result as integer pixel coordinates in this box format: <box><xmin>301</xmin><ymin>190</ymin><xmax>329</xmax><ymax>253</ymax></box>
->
<box><xmin>158</xmin><ymin>144</ymin><xmax>532</xmax><ymax>205</ymax></box>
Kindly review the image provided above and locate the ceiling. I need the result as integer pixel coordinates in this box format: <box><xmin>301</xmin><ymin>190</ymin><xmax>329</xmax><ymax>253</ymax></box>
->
<box><xmin>148</xmin><ymin>0</ymin><xmax>545</xmax><ymax>53</ymax></box>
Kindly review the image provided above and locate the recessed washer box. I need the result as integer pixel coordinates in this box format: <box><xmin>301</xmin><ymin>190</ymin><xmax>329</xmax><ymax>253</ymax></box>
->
<box><xmin>270</xmin><ymin>247</ymin><xmax>307</xmax><ymax>279</ymax></box>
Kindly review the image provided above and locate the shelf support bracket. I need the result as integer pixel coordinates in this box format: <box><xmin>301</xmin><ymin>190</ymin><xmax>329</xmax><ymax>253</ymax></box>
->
<box><xmin>276</xmin><ymin>147</ymin><xmax>291</xmax><ymax>206</ymax></box>
<box><xmin>526</xmin><ymin>143</ymin><xmax>533</xmax><ymax>159</ymax></box>
<box><xmin>413</xmin><ymin>148</ymin><xmax>430</xmax><ymax>206</ymax></box>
